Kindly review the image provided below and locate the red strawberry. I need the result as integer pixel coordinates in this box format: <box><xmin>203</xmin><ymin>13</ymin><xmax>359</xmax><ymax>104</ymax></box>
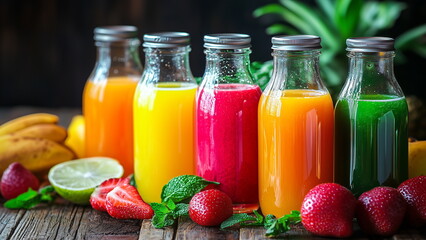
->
<box><xmin>105</xmin><ymin>184</ymin><xmax>153</xmax><ymax>219</ymax></box>
<box><xmin>398</xmin><ymin>176</ymin><xmax>426</xmax><ymax>227</ymax></box>
<box><xmin>357</xmin><ymin>187</ymin><xmax>406</xmax><ymax>236</ymax></box>
<box><xmin>301</xmin><ymin>183</ymin><xmax>357</xmax><ymax>238</ymax></box>
<box><xmin>0</xmin><ymin>162</ymin><xmax>40</xmax><ymax>199</ymax></box>
<box><xmin>189</xmin><ymin>189</ymin><xmax>233</xmax><ymax>226</ymax></box>
<box><xmin>90</xmin><ymin>177</ymin><xmax>130</xmax><ymax>211</ymax></box>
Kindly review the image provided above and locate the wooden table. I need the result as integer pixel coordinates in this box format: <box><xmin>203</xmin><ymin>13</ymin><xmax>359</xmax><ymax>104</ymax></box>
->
<box><xmin>1</xmin><ymin>107</ymin><xmax>425</xmax><ymax>239</ymax></box>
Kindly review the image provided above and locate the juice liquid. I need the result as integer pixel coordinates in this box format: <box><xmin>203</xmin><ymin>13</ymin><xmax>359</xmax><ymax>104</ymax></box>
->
<box><xmin>83</xmin><ymin>76</ymin><xmax>138</xmax><ymax>176</ymax></box>
<box><xmin>196</xmin><ymin>84</ymin><xmax>261</xmax><ymax>212</ymax></box>
<box><xmin>258</xmin><ymin>89</ymin><xmax>334</xmax><ymax>217</ymax></box>
<box><xmin>335</xmin><ymin>95</ymin><xmax>408</xmax><ymax>196</ymax></box>
<box><xmin>134</xmin><ymin>82</ymin><xmax>197</xmax><ymax>203</ymax></box>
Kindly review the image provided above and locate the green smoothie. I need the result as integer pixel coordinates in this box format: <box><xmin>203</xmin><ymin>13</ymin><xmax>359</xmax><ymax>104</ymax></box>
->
<box><xmin>335</xmin><ymin>94</ymin><xmax>408</xmax><ymax>196</ymax></box>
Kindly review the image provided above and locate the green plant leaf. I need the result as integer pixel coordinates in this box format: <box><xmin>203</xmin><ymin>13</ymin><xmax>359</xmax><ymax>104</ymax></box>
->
<box><xmin>334</xmin><ymin>0</ymin><xmax>363</xmax><ymax>39</ymax></box>
<box><xmin>253</xmin><ymin>3</ymin><xmax>287</xmax><ymax>18</ymax></box>
<box><xmin>279</xmin><ymin>0</ymin><xmax>340</xmax><ymax>50</ymax></box>
<box><xmin>395</xmin><ymin>24</ymin><xmax>426</xmax><ymax>50</ymax></box>
<box><xmin>220</xmin><ymin>213</ymin><xmax>258</xmax><ymax>229</ymax></box>
<box><xmin>266</xmin><ymin>24</ymin><xmax>298</xmax><ymax>35</ymax></box>
<box><xmin>254</xmin><ymin>3</ymin><xmax>316</xmax><ymax>36</ymax></box>
<box><xmin>359</xmin><ymin>1</ymin><xmax>406</xmax><ymax>36</ymax></box>
<box><xmin>316</xmin><ymin>0</ymin><xmax>334</xmax><ymax>22</ymax></box>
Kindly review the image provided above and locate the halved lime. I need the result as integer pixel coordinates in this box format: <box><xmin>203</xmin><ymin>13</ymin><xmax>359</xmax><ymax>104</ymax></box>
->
<box><xmin>48</xmin><ymin>157</ymin><xmax>124</xmax><ymax>204</ymax></box>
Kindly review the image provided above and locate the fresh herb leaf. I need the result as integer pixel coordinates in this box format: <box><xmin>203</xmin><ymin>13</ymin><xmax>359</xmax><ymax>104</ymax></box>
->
<box><xmin>221</xmin><ymin>210</ymin><xmax>301</xmax><ymax>237</ymax></box>
<box><xmin>172</xmin><ymin>203</ymin><xmax>189</xmax><ymax>218</ymax></box>
<box><xmin>160</xmin><ymin>175</ymin><xmax>219</xmax><ymax>203</ymax></box>
<box><xmin>3</xmin><ymin>186</ymin><xmax>57</xmax><ymax>209</ymax></box>
<box><xmin>152</xmin><ymin>212</ymin><xmax>175</xmax><ymax>228</ymax></box>
<box><xmin>220</xmin><ymin>213</ymin><xmax>258</xmax><ymax>229</ymax></box>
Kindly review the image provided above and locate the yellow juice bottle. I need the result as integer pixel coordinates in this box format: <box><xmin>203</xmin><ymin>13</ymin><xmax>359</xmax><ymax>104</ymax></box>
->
<box><xmin>133</xmin><ymin>32</ymin><xmax>197</xmax><ymax>203</ymax></box>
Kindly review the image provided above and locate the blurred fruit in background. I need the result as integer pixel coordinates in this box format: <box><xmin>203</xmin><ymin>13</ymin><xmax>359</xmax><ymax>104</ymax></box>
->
<box><xmin>408</xmin><ymin>140</ymin><xmax>426</xmax><ymax>178</ymax></box>
<box><xmin>65</xmin><ymin>115</ymin><xmax>85</xmax><ymax>158</ymax></box>
<box><xmin>407</xmin><ymin>96</ymin><xmax>426</xmax><ymax>140</ymax></box>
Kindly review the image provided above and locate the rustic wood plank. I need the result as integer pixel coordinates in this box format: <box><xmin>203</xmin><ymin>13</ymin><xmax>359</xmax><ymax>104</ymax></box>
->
<box><xmin>6</xmin><ymin>201</ymin><xmax>85</xmax><ymax>239</ymax></box>
<box><xmin>75</xmin><ymin>206</ymin><xmax>141</xmax><ymax>240</ymax></box>
<box><xmin>175</xmin><ymin>216</ymin><xmax>239</xmax><ymax>240</ymax></box>
<box><xmin>139</xmin><ymin>219</ymin><xmax>175</xmax><ymax>240</ymax></box>
<box><xmin>0</xmin><ymin>206</ymin><xmax>26</xmax><ymax>239</ymax></box>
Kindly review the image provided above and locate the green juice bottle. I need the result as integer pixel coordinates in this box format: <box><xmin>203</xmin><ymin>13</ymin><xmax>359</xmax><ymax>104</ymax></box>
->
<box><xmin>335</xmin><ymin>37</ymin><xmax>408</xmax><ymax>196</ymax></box>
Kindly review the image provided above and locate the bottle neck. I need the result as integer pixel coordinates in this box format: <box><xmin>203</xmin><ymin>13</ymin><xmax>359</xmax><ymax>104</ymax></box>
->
<box><xmin>92</xmin><ymin>40</ymin><xmax>143</xmax><ymax>80</ymax></box>
<box><xmin>142</xmin><ymin>46</ymin><xmax>195</xmax><ymax>85</ymax></box>
<box><xmin>268</xmin><ymin>50</ymin><xmax>325</xmax><ymax>92</ymax></box>
<box><xmin>202</xmin><ymin>48</ymin><xmax>254</xmax><ymax>86</ymax></box>
<box><xmin>339</xmin><ymin>51</ymin><xmax>403</xmax><ymax>98</ymax></box>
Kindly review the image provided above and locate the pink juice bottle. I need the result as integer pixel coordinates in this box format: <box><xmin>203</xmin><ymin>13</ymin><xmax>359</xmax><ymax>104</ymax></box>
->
<box><xmin>196</xmin><ymin>34</ymin><xmax>261</xmax><ymax>213</ymax></box>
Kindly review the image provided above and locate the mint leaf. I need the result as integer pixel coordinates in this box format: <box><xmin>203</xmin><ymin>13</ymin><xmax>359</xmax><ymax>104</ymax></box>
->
<box><xmin>165</xmin><ymin>199</ymin><xmax>176</xmax><ymax>210</ymax></box>
<box><xmin>4</xmin><ymin>188</ymin><xmax>40</xmax><ymax>209</ymax></box>
<box><xmin>3</xmin><ymin>186</ymin><xmax>57</xmax><ymax>209</ymax></box>
<box><xmin>150</xmin><ymin>202</ymin><xmax>170</xmax><ymax>215</ymax></box>
<box><xmin>152</xmin><ymin>212</ymin><xmax>175</xmax><ymax>228</ymax></box>
<box><xmin>172</xmin><ymin>203</ymin><xmax>189</xmax><ymax>218</ymax></box>
<box><xmin>220</xmin><ymin>213</ymin><xmax>258</xmax><ymax>229</ymax></box>
<box><xmin>160</xmin><ymin>175</ymin><xmax>219</xmax><ymax>203</ymax></box>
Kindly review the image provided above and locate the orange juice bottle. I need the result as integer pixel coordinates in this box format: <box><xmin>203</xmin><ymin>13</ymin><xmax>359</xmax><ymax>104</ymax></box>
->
<box><xmin>258</xmin><ymin>36</ymin><xmax>334</xmax><ymax>217</ymax></box>
<box><xmin>134</xmin><ymin>32</ymin><xmax>196</xmax><ymax>203</ymax></box>
<box><xmin>83</xmin><ymin>26</ymin><xmax>142</xmax><ymax>176</ymax></box>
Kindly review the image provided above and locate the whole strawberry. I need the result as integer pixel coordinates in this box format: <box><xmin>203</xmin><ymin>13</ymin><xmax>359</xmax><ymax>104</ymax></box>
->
<box><xmin>106</xmin><ymin>184</ymin><xmax>154</xmax><ymax>219</ymax></box>
<box><xmin>1</xmin><ymin>162</ymin><xmax>40</xmax><ymax>199</ymax></box>
<box><xmin>357</xmin><ymin>187</ymin><xmax>406</xmax><ymax>236</ymax></box>
<box><xmin>301</xmin><ymin>183</ymin><xmax>356</xmax><ymax>238</ymax></box>
<box><xmin>189</xmin><ymin>189</ymin><xmax>233</xmax><ymax>226</ymax></box>
<box><xmin>90</xmin><ymin>177</ymin><xmax>130</xmax><ymax>211</ymax></box>
<box><xmin>398</xmin><ymin>176</ymin><xmax>426</xmax><ymax>227</ymax></box>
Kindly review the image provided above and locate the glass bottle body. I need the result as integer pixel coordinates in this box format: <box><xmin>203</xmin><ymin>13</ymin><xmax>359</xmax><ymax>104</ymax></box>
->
<box><xmin>196</xmin><ymin>48</ymin><xmax>261</xmax><ymax>213</ymax></box>
<box><xmin>334</xmin><ymin>51</ymin><xmax>408</xmax><ymax>196</ymax></box>
<box><xmin>134</xmin><ymin>46</ymin><xmax>197</xmax><ymax>203</ymax></box>
<box><xmin>258</xmin><ymin>50</ymin><xmax>334</xmax><ymax>217</ymax></box>
<box><xmin>83</xmin><ymin>39</ymin><xmax>142</xmax><ymax>176</ymax></box>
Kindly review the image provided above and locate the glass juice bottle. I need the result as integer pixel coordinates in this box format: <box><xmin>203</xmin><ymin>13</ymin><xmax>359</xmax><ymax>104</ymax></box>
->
<box><xmin>83</xmin><ymin>26</ymin><xmax>142</xmax><ymax>176</ymax></box>
<box><xmin>335</xmin><ymin>37</ymin><xmax>408</xmax><ymax>196</ymax></box>
<box><xmin>196</xmin><ymin>34</ymin><xmax>261</xmax><ymax>213</ymax></box>
<box><xmin>134</xmin><ymin>32</ymin><xmax>197</xmax><ymax>203</ymax></box>
<box><xmin>258</xmin><ymin>35</ymin><xmax>334</xmax><ymax>217</ymax></box>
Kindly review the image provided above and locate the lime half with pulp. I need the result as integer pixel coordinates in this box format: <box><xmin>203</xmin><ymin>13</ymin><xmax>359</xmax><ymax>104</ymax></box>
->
<box><xmin>48</xmin><ymin>157</ymin><xmax>124</xmax><ymax>204</ymax></box>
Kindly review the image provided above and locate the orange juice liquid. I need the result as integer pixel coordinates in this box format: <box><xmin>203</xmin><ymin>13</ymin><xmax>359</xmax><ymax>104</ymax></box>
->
<box><xmin>258</xmin><ymin>89</ymin><xmax>334</xmax><ymax>217</ymax></box>
<box><xmin>83</xmin><ymin>76</ymin><xmax>138</xmax><ymax>176</ymax></box>
<box><xmin>134</xmin><ymin>82</ymin><xmax>197</xmax><ymax>203</ymax></box>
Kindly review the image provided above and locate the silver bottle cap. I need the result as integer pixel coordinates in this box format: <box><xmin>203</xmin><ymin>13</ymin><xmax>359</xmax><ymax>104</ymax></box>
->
<box><xmin>204</xmin><ymin>33</ymin><xmax>251</xmax><ymax>49</ymax></box>
<box><xmin>272</xmin><ymin>35</ymin><xmax>321</xmax><ymax>50</ymax></box>
<box><xmin>346</xmin><ymin>37</ymin><xmax>395</xmax><ymax>52</ymax></box>
<box><xmin>94</xmin><ymin>26</ymin><xmax>138</xmax><ymax>42</ymax></box>
<box><xmin>143</xmin><ymin>32</ymin><xmax>190</xmax><ymax>48</ymax></box>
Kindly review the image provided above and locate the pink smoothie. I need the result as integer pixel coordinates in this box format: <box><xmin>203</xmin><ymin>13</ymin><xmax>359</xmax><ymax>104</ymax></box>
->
<box><xmin>196</xmin><ymin>83</ymin><xmax>261</xmax><ymax>205</ymax></box>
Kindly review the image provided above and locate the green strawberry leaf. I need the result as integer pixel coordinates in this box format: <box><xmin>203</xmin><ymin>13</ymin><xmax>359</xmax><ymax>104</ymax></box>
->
<box><xmin>160</xmin><ymin>175</ymin><xmax>219</xmax><ymax>203</ymax></box>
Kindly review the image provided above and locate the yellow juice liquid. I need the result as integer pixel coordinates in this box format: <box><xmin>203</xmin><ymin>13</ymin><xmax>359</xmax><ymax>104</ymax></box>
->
<box><xmin>134</xmin><ymin>82</ymin><xmax>197</xmax><ymax>203</ymax></box>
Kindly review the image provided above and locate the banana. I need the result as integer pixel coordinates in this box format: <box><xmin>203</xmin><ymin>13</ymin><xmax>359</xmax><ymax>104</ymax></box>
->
<box><xmin>10</xmin><ymin>123</ymin><xmax>68</xmax><ymax>143</ymax></box>
<box><xmin>0</xmin><ymin>113</ymin><xmax>59</xmax><ymax>136</ymax></box>
<box><xmin>0</xmin><ymin>135</ymin><xmax>75</xmax><ymax>177</ymax></box>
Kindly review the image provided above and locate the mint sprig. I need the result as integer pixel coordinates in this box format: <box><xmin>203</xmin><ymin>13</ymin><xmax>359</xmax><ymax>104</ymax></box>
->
<box><xmin>221</xmin><ymin>210</ymin><xmax>301</xmax><ymax>237</ymax></box>
<box><xmin>3</xmin><ymin>185</ymin><xmax>56</xmax><ymax>209</ymax></box>
<box><xmin>151</xmin><ymin>175</ymin><xmax>219</xmax><ymax>228</ymax></box>
<box><xmin>161</xmin><ymin>175</ymin><xmax>219</xmax><ymax>203</ymax></box>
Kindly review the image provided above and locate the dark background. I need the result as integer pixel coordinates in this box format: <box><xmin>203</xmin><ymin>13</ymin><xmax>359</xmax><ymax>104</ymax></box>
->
<box><xmin>1</xmin><ymin>0</ymin><xmax>425</xmax><ymax>108</ymax></box>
